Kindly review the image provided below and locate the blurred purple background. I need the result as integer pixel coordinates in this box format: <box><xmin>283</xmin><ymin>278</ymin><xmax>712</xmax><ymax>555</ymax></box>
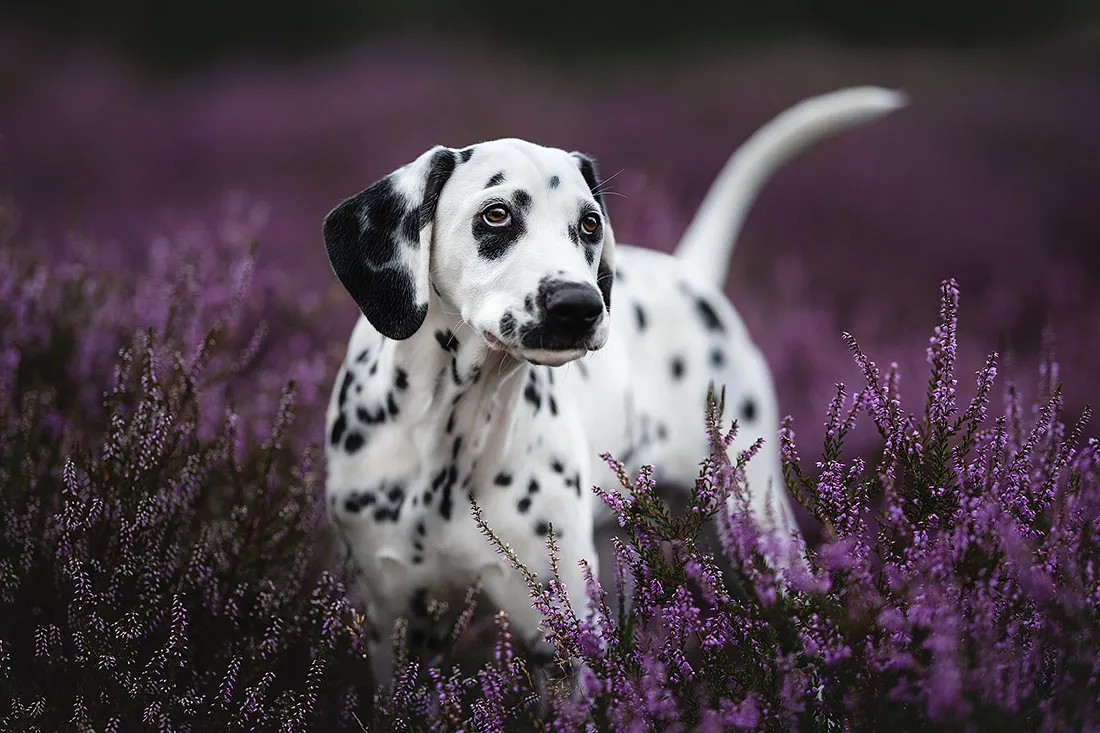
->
<box><xmin>2</xmin><ymin>24</ymin><xmax>1099</xmax><ymax>458</ymax></box>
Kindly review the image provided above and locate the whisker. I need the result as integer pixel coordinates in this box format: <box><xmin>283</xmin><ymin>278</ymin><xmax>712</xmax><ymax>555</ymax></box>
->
<box><xmin>594</xmin><ymin>168</ymin><xmax>625</xmax><ymax>192</ymax></box>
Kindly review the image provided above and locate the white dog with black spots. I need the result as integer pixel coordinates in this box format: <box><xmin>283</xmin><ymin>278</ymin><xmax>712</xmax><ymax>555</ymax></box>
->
<box><xmin>322</xmin><ymin>86</ymin><xmax>906</xmax><ymax>688</ymax></box>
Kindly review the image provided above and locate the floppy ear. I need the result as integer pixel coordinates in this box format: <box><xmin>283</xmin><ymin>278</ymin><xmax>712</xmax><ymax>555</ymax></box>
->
<box><xmin>571</xmin><ymin>151</ymin><xmax>616</xmax><ymax>313</ymax></box>
<box><xmin>324</xmin><ymin>145</ymin><xmax>458</xmax><ymax>340</ymax></box>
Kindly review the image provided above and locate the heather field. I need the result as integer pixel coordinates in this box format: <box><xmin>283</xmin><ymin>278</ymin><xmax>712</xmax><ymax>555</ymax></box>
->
<box><xmin>2</xmin><ymin>30</ymin><xmax>1100</xmax><ymax>730</ymax></box>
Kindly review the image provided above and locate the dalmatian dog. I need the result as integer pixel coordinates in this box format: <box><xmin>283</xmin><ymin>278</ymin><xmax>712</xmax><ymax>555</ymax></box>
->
<box><xmin>322</xmin><ymin>86</ymin><xmax>906</xmax><ymax>687</ymax></box>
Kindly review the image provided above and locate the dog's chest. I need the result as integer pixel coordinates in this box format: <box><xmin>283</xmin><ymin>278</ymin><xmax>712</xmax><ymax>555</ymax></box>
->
<box><xmin>325</xmin><ymin>364</ymin><xmax>523</xmax><ymax>582</ymax></box>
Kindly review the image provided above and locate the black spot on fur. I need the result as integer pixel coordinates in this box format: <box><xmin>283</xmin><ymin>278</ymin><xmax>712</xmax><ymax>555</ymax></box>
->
<box><xmin>400</xmin><ymin>210</ymin><xmax>420</xmax><ymax>245</ymax></box>
<box><xmin>387</xmin><ymin>392</ymin><xmax>400</xmax><ymax>418</ymax></box>
<box><xmin>459</xmin><ymin>147</ymin><xmax>474</xmax><ymax>162</ymax></box>
<box><xmin>394</xmin><ymin>368</ymin><xmax>409</xmax><ymax>390</ymax></box>
<box><xmin>439</xmin><ymin>465</ymin><xmax>458</xmax><ymax>520</ymax></box>
<box><xmin>500</xmin><ymin>312</ymin><xmax>517</xmax><ymax>339</ymax></box>
<box><xmin>330</xmin><ymin>413</ymin><xmax>348</xmax><ymax>445</ymax></box>
<box><xmin>583</xmin><ymin>241</ymin><xmax>597</xmax><ymax>265</ymax></box>
<box><xmin>445</xmin><ymin>410</ymin><xmax>457</xmax><ymax>434</ymax></box>
<box><xmin>451</xmin><ymin>436</ymin><xmax>463</xmax><ymax>460</ymax></box>
<box><xmin>534</xmin><ymin>520</ymin><xmax>550</xmax><ymax>537</ymax></box>
<box><xmin>356</xmin><ymin>349</ymin><xmax>369</xmax><ymax>363</ymax></box>
<box><xmin>671</xmin><ymin>356</ymin><xmax>686</xmax><ymax>380</ymax></box>
<box><xmin>413</xmin><ymin>539</ymin><xmax>424</xmax><ymax>552</ymax></box>
<box><xmin>565</xmin><ymin>473</ymin><xmax>582</xmax><ymax>497</ymax></box>
<box><xmin>512</xmin><ymin>189</ymin><xmax>532</xmax><ymax>213</ymax></box>
<box><xmin>338</xmin><ymin>371</ymin><xmax>354</xmax><ymax>408</ymax></box>
<box><xmin>420</xmin><ymin>152</ymin><xmax>455</xmax><ymax>226</ymax></box>
<box><xmin>567</xmin><ymin>223</ymin><xmax>579</xmax><ymax>246</ymax></box>
<box><xmin>486</xmin><ymin>171</ymin><xmax>505</xmax><ymax>188</ymax></box>
<box><xmin>387</xmin><ymin>485</ymin><xmax>405</xmax><ymax>503</ymax></box>
<box><xmin>634</xmin><ymin>303</ymin><xmax>647</xmax><ymax>331</ymax></box>
<box><xmin>657</xmin><ymin>422</ymin><xmax>669</xmax><ymax>441</ymax></box>
<box><xmin>524</xmin><ymin>380</ymin><xmax>541</xmax><ymax>411</ymax></box>
<box><xmin>551</xmin><ymin>459</ymin><xmax>564</xmax><ymax>473</ymax></box>
<box><xmin>416</xmin><ymin>520</ymin><xmax>426</xmax><ymax>536</ymax></box>
<box><xmin>517</xmin><ymin>497</ymin><xmax>532</xmax><ymax>513</ymax></box>
<box><xmin>710</xmin><ymin>348</ymin><xmax>726</xmax><ymax>368</ymax></box>
<box><xmin>528</xmin><ymin>479</ymin><xmax>540</xmax><ymax>495</ymax></box>
<box><xmin>356</xmin><ymin>405</ymin><xmax>387</xmax><ymax>425</ymax></box>
<box><xmin>549</xmin><ymin>175</ymin><xmax>560</xmax><ymax>188</ymax></box>
<box><xmin>474</xmin><ymin>198</ymin><xmax>527</xmax><ymax>260</ymax></box>
<box><xmin>695</xmin><ymin>297</ymin><xmax>725</xmax><ymax>332</ymax></box>
<box><xmin>596</xmin><ymin>259</ymin><xmax>613</xmax><ymax>312</ymax></box>
<box><xmin>548</xmin><ymin>395</ymin><xmax>558</xmax><ymax>416</ymax></box>
<box><xmin>435</xmin><ymin>329</ymin><xmax>459</xmax><ymax>352</ymax></box>
<box><xmin>369</xmin><ymin>361</ymin><xmax>379</xmax><ymax>376</ymax></box>
<box><xmin>344</xmin><ymin>431</ymin><xmax>365</xmax><ymax>454</ymax></box>
<box><xmin>494</xmin><ymin>472</ymin><xmax>512</xmax><ymax>486</ymax></box>
<box><xmin>373</xmin><ymin>505</ymin><xmax>400</xmax><ymax>523</ymax></box>
<box><xmin>412</xmin><ymin>555</ymin><xmax>423</xmax><ymax>565</ymax></box>
<box><xmin>343</xmin><ymin>491</ymin><xmax>377</xmax><ymax>513</ymax></box>
<box><xmin>741</xmin><ymin>397</ymin><xmax>758</xmax><ymax>423</ymax></box>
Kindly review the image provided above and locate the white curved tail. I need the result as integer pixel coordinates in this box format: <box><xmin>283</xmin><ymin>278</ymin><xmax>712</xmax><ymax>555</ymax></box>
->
<box><xmin>673</xmin><ymin>86</ymin><xmax>907</xmax><ymax>288</ymax></box>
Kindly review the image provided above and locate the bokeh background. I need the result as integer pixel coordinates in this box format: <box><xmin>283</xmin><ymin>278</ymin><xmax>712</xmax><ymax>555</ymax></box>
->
<box><xmin>3</xmin><ymin>0</ymin><xmax>1099</xmax><ymax>471</ymax></box>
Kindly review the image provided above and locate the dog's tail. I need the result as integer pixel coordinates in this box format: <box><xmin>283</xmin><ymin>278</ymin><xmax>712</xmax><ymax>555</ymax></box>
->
<box><xmin>672</xmin><ymin>86</ymin><xmax>907</xmax><ymax>288</ymax></box>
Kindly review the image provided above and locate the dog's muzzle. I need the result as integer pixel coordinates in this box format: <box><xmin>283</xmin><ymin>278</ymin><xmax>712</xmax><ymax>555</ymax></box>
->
<box><xmin>484</xmin><ymin>280</ymin><xmax>607</xmax><ymax>366</ymax></box>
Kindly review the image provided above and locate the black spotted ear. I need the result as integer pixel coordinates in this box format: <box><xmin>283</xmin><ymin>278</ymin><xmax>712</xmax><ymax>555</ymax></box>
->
<box><xmin>324</xmin><ymin>145</ymin><xmax>458</xmax><ymax>340</ymax></box>
<box><xmin>571</xmin><ymin>151</ymin><xmax>616</xmax><ymax>313</ymax></box>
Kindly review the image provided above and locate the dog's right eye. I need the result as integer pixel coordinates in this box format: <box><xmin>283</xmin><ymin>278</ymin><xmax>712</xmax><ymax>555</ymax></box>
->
<box><xmin>481</xmin><ymin>205</ymin><xmax>511</xmax><ymax>227</ymax></box>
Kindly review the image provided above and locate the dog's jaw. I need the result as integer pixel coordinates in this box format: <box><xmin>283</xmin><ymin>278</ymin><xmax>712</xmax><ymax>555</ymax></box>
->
<box><xmin>518</xmin><ymin>347</ymin><xmax>588</xmax><ymax>367</ymax></box>
<box><xmin>481</xmin><ymin>329</ymin><xmax>591</xmax><ymax>368</ymax></box>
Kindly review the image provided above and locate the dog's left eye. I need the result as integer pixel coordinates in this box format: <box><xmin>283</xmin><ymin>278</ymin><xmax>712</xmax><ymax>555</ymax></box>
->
<box><xmin>580</xmin><ymin>213</ymin><xmax>601</xmax><ymax>235</ymax></box>
<box><xmin>481</xmin><ymin>205</ymin><xmax>511</xmax><ymax>227</ymax></box>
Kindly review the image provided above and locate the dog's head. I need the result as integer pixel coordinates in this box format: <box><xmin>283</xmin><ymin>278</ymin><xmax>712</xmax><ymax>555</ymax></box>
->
<box><xmin>323</xmin><ymin>139</ymin><xmax>616</xmax><ymax>367</ymax></box>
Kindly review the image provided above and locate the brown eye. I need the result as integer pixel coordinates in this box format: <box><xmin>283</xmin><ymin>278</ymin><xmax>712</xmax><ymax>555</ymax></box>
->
<box><xmin>482</xmin><ymin>205</ymin><xmax>511</xmax><ymax>226</ymax></box>
<box><xmin>580</xmin><ymin>213</ymin><xmax>601</xmax><ymax>235</ymax></box>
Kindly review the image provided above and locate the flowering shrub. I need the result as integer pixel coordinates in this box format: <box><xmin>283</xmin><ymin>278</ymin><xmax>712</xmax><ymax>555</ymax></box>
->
<box><xmin>376</xmin><ymin>279</ymin><xmax>1100</xmax><ymax>730</ymax></box>
<box><xmin>0</xmin><ymin>208</ymin><xmax>375</xmax><ymax>731</ymax></box>
<box><xmin>1</xmin><ymin>194</ymin><xmax>1096</xmax><ymax>731</ymax></box>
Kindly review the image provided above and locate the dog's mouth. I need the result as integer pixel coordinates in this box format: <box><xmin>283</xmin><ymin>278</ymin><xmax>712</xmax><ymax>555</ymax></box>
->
<box><xmin>483</xmin><ymin>330</ymin><xmax>506</xmax><ymax>350</ymax></box>
<box><xmin>481</xmin><ymin>330</ymin><xmax>590</xmax><ymax>367</ymax></box>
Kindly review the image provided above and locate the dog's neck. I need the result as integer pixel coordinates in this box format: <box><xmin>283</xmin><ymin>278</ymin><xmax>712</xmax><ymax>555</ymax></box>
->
<box><xmin>369</xmin><ymin>293</ymin><xmax>533</xmax><ymax>460</ymax></box>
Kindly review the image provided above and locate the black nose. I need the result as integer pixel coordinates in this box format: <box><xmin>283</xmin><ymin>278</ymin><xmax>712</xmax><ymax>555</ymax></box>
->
<box><xmin>544</xmin><ymin>284</ymin><xmax>604</xmax><ymax>340</ymax></box>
